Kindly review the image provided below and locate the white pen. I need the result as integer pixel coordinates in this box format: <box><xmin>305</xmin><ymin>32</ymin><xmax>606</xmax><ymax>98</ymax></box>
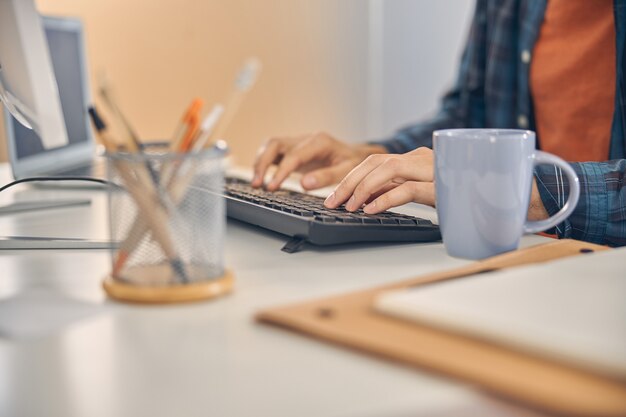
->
<box><xmin>191</xmin><ymin>104</ymin><xmax>225</xmax><ymax>153</ymax></box>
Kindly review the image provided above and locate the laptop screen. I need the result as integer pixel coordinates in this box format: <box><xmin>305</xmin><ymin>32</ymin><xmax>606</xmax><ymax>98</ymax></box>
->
<box><xmin>11</xmin><ymin>18</ymin><xmax>90</xmax><ymax>160</ymax></box>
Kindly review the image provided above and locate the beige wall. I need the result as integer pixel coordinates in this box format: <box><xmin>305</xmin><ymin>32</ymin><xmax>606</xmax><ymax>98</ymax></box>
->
<box><xmin>1</xmin><ymin>0</ymin><xmax>369</xmax><ymax>165</ymax></box>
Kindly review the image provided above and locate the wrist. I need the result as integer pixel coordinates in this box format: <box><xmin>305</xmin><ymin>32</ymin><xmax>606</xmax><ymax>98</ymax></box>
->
<box><xmin>354</xmin><ymin>143</ymin><xmax>388</xmax><ymax>158</ymax></box>
<box><xmin>528</xmin><ymin>179</ymin><xmax>549</xmax><ymax>221</ymax></box>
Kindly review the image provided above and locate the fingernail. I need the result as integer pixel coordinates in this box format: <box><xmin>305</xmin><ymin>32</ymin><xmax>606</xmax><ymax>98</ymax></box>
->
<box><xmin>252</xmin><ymin>174</ymin><xmax>260</xmax><ymax>185</ymax></box>
<box><xmin>364</xmin><ymin>200</ymin><xmax>376</xmax><ymax>213</ymax></box>
<box><xmin>324</xmin><ymin>192</ymin><xmax>335</xmax><ymax>206</ymax></box>
<box><xmin>347</xmin><ymin>195</ymin><xmax>356</xmax><ymax>211</ymax></box>
<box><xmin>302</xmin><ymin>175</ymin><xmax>317</xmax><ymax>189</ymax></box>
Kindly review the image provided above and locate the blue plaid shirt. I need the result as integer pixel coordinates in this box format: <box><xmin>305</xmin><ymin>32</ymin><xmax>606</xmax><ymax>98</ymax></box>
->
<box><xmin>377</xmin><ymin>0</ymin><xmax>626</xmax><ymax>247</ymax></box>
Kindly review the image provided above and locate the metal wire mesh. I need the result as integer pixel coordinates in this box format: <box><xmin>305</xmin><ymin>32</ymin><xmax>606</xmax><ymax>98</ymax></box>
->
<box><xmin>107</xmin><ymin>147</ymin><xmax>225</xmax><ymax>286</ymax></box>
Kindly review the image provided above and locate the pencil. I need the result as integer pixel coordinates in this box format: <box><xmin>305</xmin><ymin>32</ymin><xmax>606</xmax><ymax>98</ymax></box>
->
<box><xmin>98</xmin><ymin>76</ymin><xmax>142</xmax><ymax>151</ymax></box>
<box><xmin>89</xmin><ymin>107</ymin><xmax>189</xmax><ymax>283</ymax></box>
<box><xmin>98</xmin><ymin>81</ymin><xmax>182</xmax><ymax>213</ymax></box>
<box><xmin>88</xmin><ymin>108</ymin><xmax>119</xmax><ymax>153</ymax></box>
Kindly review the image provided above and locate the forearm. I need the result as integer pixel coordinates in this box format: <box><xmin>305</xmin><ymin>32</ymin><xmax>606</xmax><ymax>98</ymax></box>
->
<box><xmin>354</xmin><ymin>143</ymin><xmax>388</xmax><ymax>158</ymax></box>
<box><xmin>372</xmin><ymin>107</ymin><xmax>469</xmax><ymax>153</ymax></box>
<box><xmin>534</xmin><ymin>159</ymin><xmax>626</xmax><ymax>246</ymax></box>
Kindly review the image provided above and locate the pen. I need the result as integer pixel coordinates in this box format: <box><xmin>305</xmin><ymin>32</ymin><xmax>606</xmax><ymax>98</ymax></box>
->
<box><xmin>177</xmin><ymin>102</ymin><xmax>203</xmax><ymax>152</ymax></box>
<box><xmin>206</xmin><ymin>58</ymin><xmax>261</xmax><ymax>145</ymax></box>
<box><xmin>162</xmin><ymin>104</ymin><xmax>224</xmax><ymax>186</ymax></box>
<box><xmin>191</xmin><ymin>104</ymin><xmax>226</xmax><ymax>153</ymax></box>
<box><xmin>170</xmin><ymin>98</ymin><xmax>204</xmax><ymax>151</ymax></box>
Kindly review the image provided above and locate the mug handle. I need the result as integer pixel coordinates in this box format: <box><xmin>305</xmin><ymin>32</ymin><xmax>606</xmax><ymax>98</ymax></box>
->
<box><xmin>524</xmin><ymin>151</ymin><xmax>580</xmax><ymax>234</ymax></box>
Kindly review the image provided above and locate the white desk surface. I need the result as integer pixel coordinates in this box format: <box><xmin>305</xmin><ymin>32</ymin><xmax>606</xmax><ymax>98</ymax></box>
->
<box><xmin>0</xmin><ymin>164</ymin><xmax>555</xmax><ymax>417</ymax></box>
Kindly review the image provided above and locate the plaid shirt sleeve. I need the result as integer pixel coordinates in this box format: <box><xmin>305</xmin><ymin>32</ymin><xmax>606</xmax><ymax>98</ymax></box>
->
<box><xmin>372</xmin><ymin>0</ymin><xmax>488</xmax><ymax>153</ymax></box>
<box><xmin>535</xmin><ymin>159</ymin><xmax>626</xmax><ymax>247</ymax></box>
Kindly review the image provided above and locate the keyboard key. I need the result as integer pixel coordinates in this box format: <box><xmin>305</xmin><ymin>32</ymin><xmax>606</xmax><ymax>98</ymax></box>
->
<box><xmin>314</xmin><ymin>216</ymin><xmax>336</xmax><ymax>223</ymax></box>
<box><xmin>336</xmin><ymin>217</ymin><xmax>361</xmax><ymax>223</ymax></box>
<box><xmin>362</xmin><ymin>217</ymin><xmax>380</xmax><ymax>224</ymax></box>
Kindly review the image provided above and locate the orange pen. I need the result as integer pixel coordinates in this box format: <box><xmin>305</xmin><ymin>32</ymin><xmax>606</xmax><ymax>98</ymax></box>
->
<box><xmin>170</xmin><ymin>98</ymin><xmax>204</xmax><ymax>152</ymax></box>
<box><xmin>178</xmin><ymin>108</ymin><xmax>202</xmax><ymax>152</ymax></box>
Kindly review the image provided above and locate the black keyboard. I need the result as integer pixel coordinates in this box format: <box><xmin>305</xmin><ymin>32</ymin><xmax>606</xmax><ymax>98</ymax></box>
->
<box><xmin>224</xmin><ymin>177</ymin><xmax>441</xmax><ymax>252</ymax></box>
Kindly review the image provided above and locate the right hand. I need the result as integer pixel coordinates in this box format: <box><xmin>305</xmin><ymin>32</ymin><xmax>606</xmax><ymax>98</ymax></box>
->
<box><xmin>252</xmin><ymin>132</ymin><xmax>387</xmax><ymax>191</ymax></box>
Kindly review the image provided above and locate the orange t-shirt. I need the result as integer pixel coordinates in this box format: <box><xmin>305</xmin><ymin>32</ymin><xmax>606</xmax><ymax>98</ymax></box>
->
<box><xmin>530</xmin><ymin>0</ymin><xmax>616</xmax><ymax>162</ymax></box>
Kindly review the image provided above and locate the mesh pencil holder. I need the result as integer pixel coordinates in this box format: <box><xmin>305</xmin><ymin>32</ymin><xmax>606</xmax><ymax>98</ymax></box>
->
<box><xmin>102</xmin><ymin>145</ymin><xmax>233</xmax><ymax>303</ymax></box>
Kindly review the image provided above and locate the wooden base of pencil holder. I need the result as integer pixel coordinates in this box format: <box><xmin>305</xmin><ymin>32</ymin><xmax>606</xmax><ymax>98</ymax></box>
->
<box><xmin>103</xmin><ymin>268</ymin><xmax>234</xmax><ymax>304</ymax></box>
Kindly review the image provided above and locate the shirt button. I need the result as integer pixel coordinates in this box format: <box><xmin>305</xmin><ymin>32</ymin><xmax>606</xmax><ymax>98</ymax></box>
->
<box><xmin>521</xmin><ymin>50</ymin><xmax>531</xmax><ymax>64</ymax></box>
<box><xmin>518</xmin><ymin>114</ymin><xmax>529</xmax><ymax>128</ymax></box>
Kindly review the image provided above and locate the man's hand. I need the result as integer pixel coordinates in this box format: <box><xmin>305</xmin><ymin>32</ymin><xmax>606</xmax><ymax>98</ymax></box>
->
<box><xmin>323</xmin><ymin>146</ymin><xmax>550</xmax><ymax>221</ymax></box>
<box><xmin>252</xmin><ymin>132</ymin><xmax>387</xmax><ymax>191</ymax></box>
<box><xmin>324</xmin><ymin>147</ymin><xmax>435</xmax><ymax>213</ymax></box>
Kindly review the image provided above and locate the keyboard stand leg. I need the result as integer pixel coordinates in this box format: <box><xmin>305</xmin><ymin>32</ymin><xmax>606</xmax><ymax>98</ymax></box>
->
<box><xmin>281</xmin><ymin>237</ymin><xmax>307</xmax><ymax>254</ymax></box>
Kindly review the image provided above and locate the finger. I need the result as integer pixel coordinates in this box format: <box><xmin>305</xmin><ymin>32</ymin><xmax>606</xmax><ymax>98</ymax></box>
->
<box><xmin>267</xmin><ymin>136</ymin><xmax>330</xmax><ymax>190</ymax></box>
<box><xmin>348</xmin><ymin>155</ymin><xmax>432</xmax><ymax>211</ymax></box>
<box><xmin>301</xmin><ymin>160</ymin><xmax>355</xmax><ymax>190</ymax></box>
<box><xmin>364</xmin><ymin>182</ymin><xmax>399</xmax><ymax>204</ymax></box>
<box><xmin>252</xmin><ymin>139</ymin><xmax>283</xmax><ymax>187</ymax></box>
<box><xmin>325</xmin><ymin>154</ymin><xmax>387</xmax><ymax>209</ymax></box>
<box><xmin>363</xmin><ymin>181</ymin><xmax>435</xmax><ymax>214</ymax></box>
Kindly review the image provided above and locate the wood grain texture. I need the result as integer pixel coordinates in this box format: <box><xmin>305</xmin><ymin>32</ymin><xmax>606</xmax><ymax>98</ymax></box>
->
<box><xmin>257</xmin><ymin>240</ymin><xmax>626</xmax><ymax>417</ymax></box>
<box><xmin>103</xmin><ymin>268</ymin><xmax>234</xmax><ymax>304</ymax></box>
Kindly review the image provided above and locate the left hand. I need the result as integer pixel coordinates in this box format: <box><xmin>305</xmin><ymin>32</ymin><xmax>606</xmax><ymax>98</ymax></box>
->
<box><xmin>324</xmin><ymin>147</ymin><xmax>435</xmax><ymax>214</ymax></box>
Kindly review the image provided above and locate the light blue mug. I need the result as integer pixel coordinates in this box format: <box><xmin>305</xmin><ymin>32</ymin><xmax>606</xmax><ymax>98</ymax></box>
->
<box><xmin>433</xmin><ymin>129</ymin><xmax>580</xmax><ymax>260</ymax></box>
